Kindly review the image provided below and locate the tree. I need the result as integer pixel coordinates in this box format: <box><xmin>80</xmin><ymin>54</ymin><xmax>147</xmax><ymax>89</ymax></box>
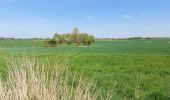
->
<box><xmin>48</xmin><ymin>28</ymin><xmax>95</xmax><ymax>47</ymax></box>
<box><xmin>64</xmin><ymin>33</ymin><xmax>72</xmax><ymax>44</ymax></box>
<box><xmin>72</xmin><ymin>27</ymin><xmax>80</xmax><ymax>45</ymax></box>
<box><xmin>90</xmin><ymin>35</ymin><xmax>95</xmax><ymax>43</ymax></box>
<box><xmin>53</xmin><ymin>33</ymin><xmax>64</xmax><ymax>44</ymax></box>
<box><xmin>81</xmin><ymin>33</ymin><xmax>93</xmax><ymax>46</ymax></box>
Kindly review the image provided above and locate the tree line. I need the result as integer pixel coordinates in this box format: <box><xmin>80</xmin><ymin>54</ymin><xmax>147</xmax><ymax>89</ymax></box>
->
<box><xmin>47</xmin><ymin>28</ymin><xmax>95</xmax><ymax>47</ymax></box>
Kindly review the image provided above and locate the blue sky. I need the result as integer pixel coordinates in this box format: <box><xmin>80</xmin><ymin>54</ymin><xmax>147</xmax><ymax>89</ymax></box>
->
<box><xmin>0</xmin><ymin>0</ymin><xmax>170</xmax><ymax>38</ymax></box>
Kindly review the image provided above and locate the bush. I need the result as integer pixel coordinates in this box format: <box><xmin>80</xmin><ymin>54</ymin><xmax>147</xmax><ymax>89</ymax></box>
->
<box><xmin>76</xmin><ymin>41</ymin><xmax>81</xmax><ymax>46</ymax></box>
<box><xmin>48</xmin><ymin>39</ymin><xmax>57</xmax><ymax>47</ymax></box>
<box><xmin>67</xmin><ymin>40</ymin><xmax>72</xmax><ymax>44</ymax></box>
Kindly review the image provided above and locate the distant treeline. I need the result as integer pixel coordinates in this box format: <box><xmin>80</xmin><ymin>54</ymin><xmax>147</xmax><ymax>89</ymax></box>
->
<box><xmin>0</xmin><ymin>37</ymin><xmax>47</xmax><ymax>40</ymax></box>
<box><xmin>127</xmin><ymin>37</ymin><xmax>170</xmax><ymax>40</ymax></box>
<box><xmin>0</xmin><ymin>36</ymin><xmax>170</xmax><ymax>41</ymax></box>
<box><xmin>0</xmin><ymin>37</ymin><xmax>15</xmax><ymax>40</ymax></box>
<box><xmin>96</xmin><ymin>37</ymin><xmax>170</xmax><ymax>40</ymax></box>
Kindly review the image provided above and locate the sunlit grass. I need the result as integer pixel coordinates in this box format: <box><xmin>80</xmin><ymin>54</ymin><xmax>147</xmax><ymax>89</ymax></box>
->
<box><xmin>0</xmin><ymin>57</ymin><xmax>112</xmax><ymax>100</ymax></box>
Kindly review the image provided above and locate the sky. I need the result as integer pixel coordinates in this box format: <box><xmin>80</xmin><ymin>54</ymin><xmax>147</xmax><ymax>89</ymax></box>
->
<box><xmin>0</xmin><ymin>0</ymin><xmax>170</xmax><ymax>38</ymax></box>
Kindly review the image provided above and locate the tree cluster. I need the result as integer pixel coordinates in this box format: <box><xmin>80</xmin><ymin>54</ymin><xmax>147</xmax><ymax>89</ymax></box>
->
<box><xmin>47</xmin><ymin>28</ymin><xmax>95</xmax><ymax>47</ymax></box>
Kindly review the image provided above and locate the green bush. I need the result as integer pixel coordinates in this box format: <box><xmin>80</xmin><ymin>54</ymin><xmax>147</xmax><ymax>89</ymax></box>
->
<box><xmin>48</xmin><ymin>39</ymin><xmax>57</xmax><ymax>47</ymax></box>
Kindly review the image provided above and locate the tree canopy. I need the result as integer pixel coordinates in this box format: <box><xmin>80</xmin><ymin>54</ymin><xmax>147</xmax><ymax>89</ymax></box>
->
<box><xmin>47</xmin><ymin>28</ymin><xmax>95</xmax><ymax>47</ymax></box>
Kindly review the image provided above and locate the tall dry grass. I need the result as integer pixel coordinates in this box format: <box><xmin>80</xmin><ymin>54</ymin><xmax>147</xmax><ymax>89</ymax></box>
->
<box><xmin>0</xmin><ymin>57</ymin><xmax>112</xmax><ymax>100</ymax></box>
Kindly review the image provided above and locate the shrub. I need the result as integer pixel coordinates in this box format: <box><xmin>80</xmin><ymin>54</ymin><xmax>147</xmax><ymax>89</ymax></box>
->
<box><xmin>67</xmin><ymin>40</ymin><xmax>72</xmax><ymax>44</ymax></box>
<box><xmin>48</xmin><ymin>39</ymin><xmax>57</xmax><ymax>47</ymax></box>
<box><xmin>76</xmin><ymin>41</ymin><xmax>81</xmax><ymax>46</ymax></box>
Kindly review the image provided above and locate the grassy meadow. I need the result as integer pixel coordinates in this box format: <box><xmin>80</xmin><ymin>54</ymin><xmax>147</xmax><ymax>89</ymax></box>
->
<box><xmin>0</xmin><ymin>39</ymin><xmax>170</xmax><ymax>99</ymax></box>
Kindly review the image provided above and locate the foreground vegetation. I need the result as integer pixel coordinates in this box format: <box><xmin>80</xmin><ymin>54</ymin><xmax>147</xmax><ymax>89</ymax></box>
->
<box><xmin>0</xmin><ymin>57</ymin><xmax>111</xmax><ymax>100</ymax></box>
<box><xmin>0</xmin><ymin>38</ymin><xmax>170</xmax><ymax>99</ymax></box>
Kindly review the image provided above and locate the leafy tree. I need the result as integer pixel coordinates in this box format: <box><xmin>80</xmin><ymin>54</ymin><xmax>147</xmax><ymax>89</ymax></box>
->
<box><xmin>90</xmin><ymin>35</ymin><xmax>95</xmax><ymax>43</ymax></box>
<box><xmin>72</xmin><ymin>27</ymin><xmax>80</xmax><ymax>45</ymax></box>
<box><xmin>53</xmin><ymin>33</ymin><xmax>64</xmax><ymax>44</ymax></box>
<box><xmin>49</xmin><ymin>28</ymin><xmax>95</xmax><ymax>46</ymax></box>
<box><xmin>63</xmin><ymin>33</ymin><xmax>72</xmax><ymax>43</ymax></box>
<box><xmin>81</xmin><ymin>33</ymin><xmax>93</xmax><ymax>46</ymax></box>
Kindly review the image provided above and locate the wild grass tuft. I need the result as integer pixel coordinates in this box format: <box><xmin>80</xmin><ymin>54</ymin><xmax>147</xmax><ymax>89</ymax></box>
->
<box><xmin>0</xmin><ymin>57</ymin><xmax>112</xmax><ymax>100</ymax></box>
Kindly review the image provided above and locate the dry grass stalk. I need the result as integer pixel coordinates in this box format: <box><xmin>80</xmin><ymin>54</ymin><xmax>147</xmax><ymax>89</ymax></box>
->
<box><xmin>0</xmin><ymin>57</ymin><xmax>112</xmax><ymax>100</ymax></box>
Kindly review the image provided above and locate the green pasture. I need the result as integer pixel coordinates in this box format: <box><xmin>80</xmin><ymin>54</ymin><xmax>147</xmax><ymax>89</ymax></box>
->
<box><xmin>0</xmin><ymin>39</ymin><xmax>170</xmax><ymax>99</ymax></box>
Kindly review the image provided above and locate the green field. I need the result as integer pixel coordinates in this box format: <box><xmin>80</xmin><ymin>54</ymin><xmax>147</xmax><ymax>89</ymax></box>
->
<box><xmin>0</xmin><ymin>39</ymin><xmax>170</xmax><ymax>99</ymax></box>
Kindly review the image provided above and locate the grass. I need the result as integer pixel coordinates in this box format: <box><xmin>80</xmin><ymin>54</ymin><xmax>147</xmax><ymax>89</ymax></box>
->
<box><xmin>0</xmin><ymin>39</ymin><xmax>170</xmax><ymax>99</ymax></box>
<box><xmin>0</xmin><ymin>57</ymin><xmax>112</xmax><ymax>100</ymax></box>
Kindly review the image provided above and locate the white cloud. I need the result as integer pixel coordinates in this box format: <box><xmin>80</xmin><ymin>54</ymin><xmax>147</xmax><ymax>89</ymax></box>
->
<box><xmin>86</xmin><ymin>16</ymin><xmax>94</xmax><ymax>20</ymax></box>
<box><xmin>124</xmin><ymin>15</ymin><xmax>132</xmax><ymax>19</ymax></box>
